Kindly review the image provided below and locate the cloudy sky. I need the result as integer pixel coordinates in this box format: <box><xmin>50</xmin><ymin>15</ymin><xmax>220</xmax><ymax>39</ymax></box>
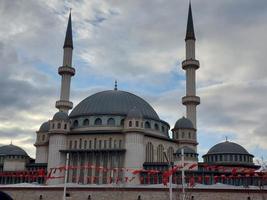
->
<box><xmin>0</xmin><ymin>0</ymin><xmax>266</xmax><ymax>162</ymax></box>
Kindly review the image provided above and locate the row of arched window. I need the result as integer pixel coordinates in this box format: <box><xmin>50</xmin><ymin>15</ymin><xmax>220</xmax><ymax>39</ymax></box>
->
<box><xmin>173</xmin><ymin>131</ymin><xmax>196</xmax><ymax>140</ymax></box>
<box><xmin>145</xmin><ymin>142</ymin><xmax>174</xmax><ymax>163</ymax></box>
<box><xmin>71</xmin><ymin>118</ymin><xmax>166</xmax><ymax>133</ymax></box>
<box><xmin>204</xmin><ymin>154</ymin><xmax>253</xmax><ymax>163</ymax></box>
<box><xmin>69</xmin><ymin>138</ymin><xmax>123</xmax><ymax>150</ymax></box>
<box><xmin>51</xmin><ymin>122</ymin><xmax>68</xmax><ymax>130</ymax></box>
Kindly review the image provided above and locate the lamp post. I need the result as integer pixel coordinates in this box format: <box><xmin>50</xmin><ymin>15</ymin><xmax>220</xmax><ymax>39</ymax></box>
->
<box><xmin>163</xmin><ymin>151</ymin><xmax>172</xmax><ymax>200</ymax></box>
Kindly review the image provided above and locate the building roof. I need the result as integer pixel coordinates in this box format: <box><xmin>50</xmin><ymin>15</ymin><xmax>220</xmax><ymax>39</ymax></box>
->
<box><xmin>0</xmin><ymin>144</ymin><xmax>29</xmax><ymax>157</ymax></box>
<box><xmin>127</xmin><ymin>107</ymin><xmax>143</xmax><ymax>119</ymax></box>
<box><xmin>63</xmin><ymin>12</ymin><xmax>73</xmax><ymax>49</ymax></box>
<box><xmin>39</xmin><ymin>121</ymin><xmax>49</xmax><ymax>132</ymax></box>
<box><xmin>185</xmin><ymin>2</ymin><xmax>196</xmax><ymax>41</ymax></box>
<box><xmin>205</xmin><ymin>141</ymin><xmax>250</xmax><ymax>155</ymax></box>
<box><xmin>70</xmin><ymin>90</ymin><xmax>160</xmax><ymax>120</ymax></box>
<box><xmin>53</xmin><ymin>111</ymin><xmax>69</xmax><ymax>121</ymax></box>
<box><xmin>174</xmin><ymin>117</ymin><xmax>194</xmax><ymax>129</ymax></box>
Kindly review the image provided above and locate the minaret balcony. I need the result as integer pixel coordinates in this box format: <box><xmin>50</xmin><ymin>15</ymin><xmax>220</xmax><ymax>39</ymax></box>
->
<box><xmin>182</xmin><ymin>95</ymin><xmax>200</xmax><ymax>105</ymax></box>
<box><xmin>58</xmin><ymin>66</ymin><xmax>75</xmax><ymax>76</ymax></box>
<box><xmin>55</xmin><ymin>100</ymin><xmax>73</xmax><ymax>110</ymax></box>
<box><xmin>182</xmin><ymin>59</ymin><xmax>199</xmax><ymax>70</ymax></box>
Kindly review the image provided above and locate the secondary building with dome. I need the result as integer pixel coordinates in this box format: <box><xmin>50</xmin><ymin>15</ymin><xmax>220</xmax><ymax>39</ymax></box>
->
<box><xmin>0</xmin><ymin>3</ymin><xmax>263</xmax><ymax>188</ymax></box>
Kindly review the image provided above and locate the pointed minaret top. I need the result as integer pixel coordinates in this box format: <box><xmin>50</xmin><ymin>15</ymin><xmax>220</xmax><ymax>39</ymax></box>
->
<box><xmin>63</xmin><ymin>11</ymin><xmax>73</xmax><ymax>49</ymax></box>
<box><xmin>185</xmin><ymin>2</ymin><xmax>196</xmax><ymax>41</ymax></box>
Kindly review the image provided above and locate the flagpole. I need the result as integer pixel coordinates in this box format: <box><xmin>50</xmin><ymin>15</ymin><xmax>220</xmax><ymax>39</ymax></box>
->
<box><xmin>63</xmin><ymin>152</ymin><xmax>69</xmax><ymax>200</ymax></box>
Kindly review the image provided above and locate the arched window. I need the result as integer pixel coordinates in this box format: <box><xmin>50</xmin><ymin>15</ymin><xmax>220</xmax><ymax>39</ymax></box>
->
<box><xmin>94</xmin><ymin>138</ymin><xmax>97</xmax><ymax>149</ymax></box>
<box><xmin>145</xmin><ymin>121</ymin><xmax>151</xmax><ymax>129</ymax></box>
<box><xmin>73</xmin><ymin>120</ymin><xmax>78</xmax><ymax>128</ymax></box>
<box><xmin>157</xmin><ymin>144</ymin><xmax>164</xmax><ymax>162</ymax></box>
<box><xmin>154</xmin><ymin>123</ymin><xmax>159</xmax><ymax>130</ymax></box>
<box><xmin>84</xmin><ymin>140</ymin><xmax>87</xmax><ymax>149</ymax></box>
<box><xmin>182</xmin><ymin>132</ymin><xmax>185</xmax><ymax>138</ymax></box>
<box><xmin>119</xmin><ymin>140</ymin><xmax>122</xmax><ymax>148</ymax></box>
<box><xmin>146</xmin><ymin>142</ymin><xmax>154</xmax><ymax>162</ymax></box>
<box><xmin>94</xmin><ymin>118</ymin><xmax>102</xmax><ymax>125</ymax></box>
<box><xmin>69</xmin><ymin>141</ymin><xmax>72</xmax><ymax>149</ymax></box>
<box><xmin>42</xmin><ymin>134</ymin><xmax>45</xmax><ymax>141</ymax></box>
<box><xmin>135</xmin><ymin>121</ymin><xmax>139</xmax><ymax>127</ymax></box>
<box><xmin>120</xmin><ymin>119</ymin><xmax>125</xmax><ymax>126</ymax></box>
<box><xmin>99</xmin><ymin>140</ymin><xmax>102</xmax><ymax>149</ymax></box>
<box><xmin>109</xmin><ymin>138</ymin><xmax>112</xmax><ymax>148</ymax></box>
<box><xmin>167</xmin><ymin>147</ymin><xmax>174</xmax><ymax>162</ymax></box>
<box><xmin>104</xmin><ymin>140</ymin><xmax>107</xmax><ymax>149</ymax></box>
<box><xmin>52</xmin><ymin>123</ymin><xmax>55</xmax><ymax>129</ymax></box>
<box><xmin>57</xmin><ymin>123</ymin><xmax>61</xmax><ymax>129</ymax></box>
<box><xmin>107</xmin><ymin>118</ymin><xmax>115</xmax><ymax>126</ymax></box>
<box><xmin>64</xmin><ymin>123</ymin><xmax>67</xmax><ymax>129</ymax></box>
<box><xmin>89</xmin><ymin>140</ymin><xmax>92</xmax><ymax>149</ymax></box>
<box><xmin>74</xmin><ymin>141</ymin><xmax>77</xmax><ymax>149</ymax></box>
<box><xmin>79</xmin><ymin>138</ymin><xmax>82</xmax><ymax>149</ymax></box>
<box><xmin>114</xmin><ymin>140</ymin><xmax>117</xmax><ymax>148</ymax></box>
<box><xmin>188</xmin><ymin>132</ymin><xmax>191</xmax><ymax>139</ymax></box>
<box><xmin>129</xmin><ymin>121</ymin><xmax>132</xmax><ymax>127</ymax></box>
<box><xmin>83</xmin><ymin>119</ymin><xmax>89</xmax><ymax>126</ymax></box>
<box><xmin>161</xmin><ymin>126</ymin><xmax>165</xmax><ymax>132</ymax></box>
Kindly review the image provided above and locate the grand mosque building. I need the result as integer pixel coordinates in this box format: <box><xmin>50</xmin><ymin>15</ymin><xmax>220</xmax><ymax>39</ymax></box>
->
<box><xmin>0</xmin><ymin>4</ymin><xmax>261</xmax><ymax>186</ymax></box>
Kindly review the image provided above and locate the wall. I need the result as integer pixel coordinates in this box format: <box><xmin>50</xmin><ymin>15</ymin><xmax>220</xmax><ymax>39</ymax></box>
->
<box><xmin>1</xmin><ymin>186</ymin><xmax>266</xmax><ymax>200</ymax></box>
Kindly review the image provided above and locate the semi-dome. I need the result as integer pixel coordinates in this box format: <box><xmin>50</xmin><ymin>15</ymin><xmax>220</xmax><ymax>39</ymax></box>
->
<box><xmin>127</xmin><ymin>107</ymin><xmax>143</xmax><ymax>119</ymax></box>
<box><xmin>53</xmin><ymin>111</ymin><xmax>69</xmax><ymax>121</ymax></box>
<box><xmin>206</xmin><ymin>141</ymin><xmax>250</xmax><ymax>155</ymax></box>
<box><xmin>0</xmin><ymin>144</ymin><xmax>28</xmax><ymax>157</ymax></box>
<box><xmin>39</xmin><ymin>121</ymin><xmax>49</xmax><ymax>132</ymax></box>
<box><xmin>174</xmin><ymin>117</ymin><xmax>194</xmax><ymax>129</ymax></box>
<box><xmin>70</xmin><ymin>90</ymin><xmax>160</xmax><ymax>120</ymax></box>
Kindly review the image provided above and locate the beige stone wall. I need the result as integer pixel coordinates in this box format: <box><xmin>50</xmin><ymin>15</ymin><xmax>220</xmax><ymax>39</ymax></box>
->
<box><xmin>2</xmin><ymin>187</ymin><xmax>266</xmax><ymax>200</ymax></box>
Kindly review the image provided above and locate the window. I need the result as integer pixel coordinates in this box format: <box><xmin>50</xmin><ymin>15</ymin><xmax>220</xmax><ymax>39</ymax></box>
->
<box><xmin>57</xmin><ymin>123</ymin><xmax>61</xmax><ymax>129</ymax></box>
<box><xmin>146</xmin><ymin>142</ymin><xmax>154</xmax><ymax>162</ymax></box>
<box><xmin>104</xmin><ymin>140</ymin><xmax>107</xmax><ymax>149</ymax></box>
<box><xmin>167</xmin><ymin>147</ymin><xmax>174</xmax><ymax>162</ymax></box>
<box><xmin>64</xmin><ymin>123</ymin><xmax>67</xmax><ymax>129</ymax></box>
<box><xmin>83</xmin><ymin>119</ymin><xmax>89</xmax><ymax>126</ymax></box>
<box><xmin>114</xmin><ymin>140</ymin><xmax>117</xmax><ymax>148</ymax></box>
<box><xmin>120</xmin><ymin>119</ymin><xmax>125</xmax><ymax>126</ymax></box>
<box><xmin>94</xmin><ymin>138</ymin><xmax>97</xmax><ymax>149</ymax></box>
<box><xmin>188</xmin><ymin>132</ymin><xmax>191</xmax><ymax>139</ymax></box>
<box><xmin>94</xmin><ymin>118</ymin><xmax>102</xmax><ymax>125</ymax></box>
<box><xmin>52</xmin><ymin>123</ymin><xmax>55</xmax><ymax>129</ymax></box>
<box><xmin>145</xmin><ymin>121</ymin><xmax>151</xmax><ymax>129</ymax></box>
<box><xmin>69</xmin><ymin>141</ymin><xmax>72</xmax><ymax>149</ymax></box>
<box><xmin>79</xmin><ymin>138</ymin><xmax>82</xmax><ymax>149</ymax></box>
<box><xmin>107</xmin><ymin>118</ymin><xmax>115</xmax><ymax>126</ymax></box>
<box><xmin>89</xmin><ymin>140</ymin><xmax>92</xmax><ymax>149</ymax></box>
<box><xmin>154</xmin><ymin>123</ymin><xmax>159</xmax><ymax>130</ymax></box>
<box><xmin>129</xmin><ymin>121</ymin><xmax>132</xmax><ymax>127</ymax></box>
<box><xmin>135</xmin><ymin>121</ymin><xmax>139</xmax><ymax>127</ymax></box>
<box><xmin>84</xmin><ymin>140</ymin><xmax>87</xmax><ymax>149</ymax></box>
<box><xmin>42</xmin><ymin>134</ymin><xmax>45</xmax><ymax>141</ymax></box>
<box><xmin>73</xmin><ymin>120</ymin><xmax>78</xmax><ymax>128</ymax></box>
<box><xmin>99</xmin><ymin>140</ymin><xmax>102</xmax><ymax>149</ymax></box>
<box><xmin>157</xmin><ymin>144</ymin><xmax>164</xmax><ymax>162</ymax></box>
<box><xmin>119</xmin><ymin>140</ymin><xmax>122</xmax><ymax>148</ymax></box>
<box><xmin>161</xmin><ymin>126</ymin><xmax>165</xmax><ymax>132</ymax></box>
<box><xmin>109</xmin><ymin>138</ymin><xmax>112</xmax><ymax>148</ymax></box>
<box><xmin>182</xmin><ymin>132</ymin><xmax>185</xmax><ymax>138</ymax></box>
<box><xmin>74</xmin><ymin>141</ymin><xmax>77</xmax><ymax>149</ymax></box>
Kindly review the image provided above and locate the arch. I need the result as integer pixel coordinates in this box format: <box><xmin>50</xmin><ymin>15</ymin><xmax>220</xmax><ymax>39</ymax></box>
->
<box><xmin>157</xmin><ymin>144</ymin><xmax>164</xmax><ymax>162</ymax></box>
<box><xmin>129</xmin><ymin>121</ymin><xmax>132</xmax><ymax>127</ymax></box>
<box><xmin>57</xmin><ymin>122</ymin><xmax>61</xmax><ymax>129</ymax></box>
<box><xmin>145</xmin><ymin>142</ymin><xmax>154</xmax><ymax>162</ymax></box>
<box><xmin>135</xmin><ymin>121</ymin><xmax>139</xmax><ymax>127</ymax></box>
<box><xmin>107</xmin><ymin>118</ymin><xmax>115</xmax><ymax>126</ymax></box>
<box><xmin>120</xmin><ymin>118</ymin><xmax>125</xmax><ymax>126</ymax></box>
<box><xmin>73</xmin><ymin>120</ymin><xmax>79</xmax><ymax>128</ymax></box>
<box><xmin>154</xmin><ymin>123</ymin><xmax>159</xmax><ymax>130</ymax></box>
<box><xmin>83</xmin><ymin>119</ymin><xmax>89</xmax><ymax>126</ymax></box>
<box><xmin>167</xmin><ymin>147</ymin><xmax>174</xmax><ymax>162</ymax></box>
<box><xmin>145</xmin><ymin>121</ymin><xmax>151</xmax><ymax>129</ymax></box>
<box><xmin>94</xmin><ymin>118</ymin><xmax>102</xmax><ymax>125</ymax></box>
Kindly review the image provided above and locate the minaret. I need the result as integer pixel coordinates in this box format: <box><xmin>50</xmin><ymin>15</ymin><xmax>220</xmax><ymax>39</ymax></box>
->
<box><xmin>55</xmin><ymin>11</ymin><xmax>75</xmax><ymax>113</ymax></box>
<box><xmin>182</xmin><ymin>3</ymin><xmax>200</xmax><ymax>128</ymax></box>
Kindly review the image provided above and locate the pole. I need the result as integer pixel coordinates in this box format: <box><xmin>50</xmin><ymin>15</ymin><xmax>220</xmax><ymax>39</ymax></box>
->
<box><xmin>181</xmin><ymin>148</ymin><xmax>185</xmax><ymax>200</ymax></box>
<box><xmin>63</xmin><ymin>153</ymin><xmax>69</xmax><ymax>200</ymax></box>
<box><xmin>164</xmin><ymin>152</ymin><xmax>172</xmax><ymax>200</ymax></box>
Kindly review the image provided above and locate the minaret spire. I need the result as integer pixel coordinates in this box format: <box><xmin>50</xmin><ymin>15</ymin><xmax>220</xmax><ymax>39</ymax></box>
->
<box><xmin>181</xmin><ymin>2</ymin><xmax>200</xmax><ymax>128</ymax></box>
<box><xmin>55</xmin><ymin>11</ymin><xmax>75</xmax><ymax>113</ymax></box>
<box><xmin>185</xmin><ymin>2</ymin><xmax>196</xmax><ymax>41</ymax></box>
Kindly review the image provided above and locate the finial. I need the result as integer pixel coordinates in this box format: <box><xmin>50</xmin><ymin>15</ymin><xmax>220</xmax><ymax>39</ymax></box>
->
<box><xmin>114</xmin><ymin>80</ymin><xmax>118</xmax><ymax>90</ymax></box>
<box><xmin>63</xmin><ymin>8</ymin><xmax>73</xmax><ymax>49</ymax></box>
<box><xmin>185</xmin><ymin>1</ymin><xmax>196</xmax><ymax>41</ymax></box>
<box><xmin>225</xmin><ymin>136</ymin><xmax>228</xmax><ymax>142</ymax></box>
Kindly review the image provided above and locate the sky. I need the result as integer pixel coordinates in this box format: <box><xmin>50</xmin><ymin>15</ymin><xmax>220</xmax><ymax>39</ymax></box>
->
<box><xmin>0</xmin><ymin>0</ymin><xmax>266</xmax><ymax>163</ymax></box>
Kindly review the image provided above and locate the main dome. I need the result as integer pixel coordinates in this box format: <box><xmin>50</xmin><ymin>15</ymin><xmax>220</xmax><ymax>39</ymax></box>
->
<box><xmin>0</xmin><ymin>144</ymin><xmax>28</xmax><ymax>157</ymax></box>
<box><xmin>70</xmin><ymin>90</ymin><xmax>160</xmax><ymax>120</ymax></box>
<box><xmin>206</xmin><ymin>141</ymin><xmax>250</xmax><ymax>155</ymax></box>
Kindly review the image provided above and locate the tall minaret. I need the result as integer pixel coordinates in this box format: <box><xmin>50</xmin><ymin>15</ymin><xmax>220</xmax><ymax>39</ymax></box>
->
<box><xmin>55</xmin><ymin>12</ymin><xmax>75</xmax><ymax>113</ymax></box>
<box><xmin>182</xmin><ymin>3</ymin><xmax>200</xmax><ymax>128</ymax></box>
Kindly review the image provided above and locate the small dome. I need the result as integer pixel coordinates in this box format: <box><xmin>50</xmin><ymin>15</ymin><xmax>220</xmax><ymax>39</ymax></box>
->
<box><xmin>174</xmin><ymin>117</ymin><xmax>194</xmax><ymax>129</ymax></box>
<box><xmin>0</xmin><ymin>144</ymin><xmax>28</xmax><ymax>157</ymax></box>
<box><xmin>39</xmin><ymin>121</ymin><xmax>49</xmax><ymax>132</ymax></box>
<box><xmin>127</xmin><ymin>107</ymin><xmax>143</xmax><ymax>119</ymax></box>
<box><xmin>176</xmin><ymin>146</ymin><xmax>196</xmax><ymax>155</ymax></box>
<box><xmin>53</xmin><ymin>111</ymin><xmax>69</xmax><ymax>121</ymax></box>
<box><xmin>206</xmin><ymin>141</ymin><xmax>250</xmax><ymax>155</ymax></box>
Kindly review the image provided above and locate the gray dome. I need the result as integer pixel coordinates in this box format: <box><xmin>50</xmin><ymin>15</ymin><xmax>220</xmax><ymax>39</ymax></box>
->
<box><xmin>53</xmin><ymin>111</ymin><xmax>69</xmax><ymax>121</ymax></box>
<box><xmin>127</xmin><ymin>107</ymin><xmax>143</xmax><ymax>119</ymax></box>
<box><xmin>174</xmin><ymin>117</ymin><xmax>194</xmax><ymax>129</ymax></box>
<box><xmin>0</xmin><ymin>144</ymin><xmax>28</xmax><ymax>157</ymax></box>
<box><xmin>39</xmin><ymin>121</ymin><xmax>49</xmax><ymax>132</ymax></box>
<box><xmin>206</xmin><ymin>141</ymin><xmax>250</xmax><ymax>155</ymax></box>
<box><xmin>70</xmin><ymin>90</ymin><xmax>159</xmax><ymax>120</ymax></box>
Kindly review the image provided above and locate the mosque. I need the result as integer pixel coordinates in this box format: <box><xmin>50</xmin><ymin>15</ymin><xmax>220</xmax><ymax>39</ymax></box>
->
<box><xmin>0</xmin><ymin>3</ymin><xmax>262</xmax><ymax>187</ymax></box>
